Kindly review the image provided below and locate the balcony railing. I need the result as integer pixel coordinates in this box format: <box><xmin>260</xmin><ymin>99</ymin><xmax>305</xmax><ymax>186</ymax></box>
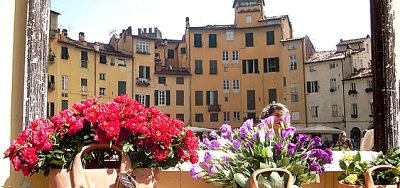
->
<box><xmin>348</xmin><ymin>89</ymin><xmax>358</xmax><ymax>95</ymax></box>
<box><xmin>48</xmin><ymin>55</ymin><xmax>55</xmax><ymax>63</ymax></box>
<box><xmin>351</xmin><ymin>114</ymin><xmax>358</xmax><ymax>118</ymax></box>
<box><xmin>81</xmin><ymin>86</ymin><xmax>88</xmax><ymax>92</ymax></box>
<box><xmin>48</xmin><ymin>82</ymin><xmax>55</xmax><ymax>90</ymax></box>
<box><xmin>208</xmin><ymin>104</ymin><xmax>221</xmax><ymax>112</ymax></box>
<box><xmin>365</xmin><ymin>87</ymin><xmax>373</xmax><ymax>93</ymax></box>
<box><xmin>136</xmin><ymin>78</ymin><xmax>150</xmax><ymax>87</ymax></box>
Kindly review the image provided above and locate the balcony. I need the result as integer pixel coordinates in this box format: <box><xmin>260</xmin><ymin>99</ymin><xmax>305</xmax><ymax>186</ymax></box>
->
<box><xmin>48</xmin><ymin>82</ymin><xmax>55</xmax><ymax>90</ymax></box>
<box><xmin>136</xmin><ymin>78</ymin><xmax>150</xmax><ymax>87</ymax></box>
<box><xmin>81</xmin><ymin>86</ymin><xmax>88</xmax><ymax>92</ymax></box>
<box><xmin>365</xmin><ymin>87</ymin><xmax>373</xmax><ymax>93</ymax></box>
<box><xmin>348</xmin><ymin>89</ymin><xmax>358</xmax><ymax>95</ymax></box>
<box><xmin>48</xmin><ymin>55</ymin><xmax>55</xmax><ymax>63</ymax></box>
<box><xmin>351</xmin><ymin>114</ymin><xmax>358</xmax><ymax>118</ymax></box>
<box><xmin>208</xmin><ymin>104</ymin><xmax>221</xmax><ymax>112</ymax></box>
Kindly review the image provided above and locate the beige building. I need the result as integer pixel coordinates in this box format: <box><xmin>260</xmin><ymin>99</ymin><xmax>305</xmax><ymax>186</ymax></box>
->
<box><xmin>184</xmin><ymin>0</ymin><xmax>314</xmax><ymax>128</ymax></box>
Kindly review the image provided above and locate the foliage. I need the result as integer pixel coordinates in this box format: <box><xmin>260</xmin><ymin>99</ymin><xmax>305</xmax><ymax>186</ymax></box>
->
<box><xmin>337</xmin><ymin>152</ymin><xmax>371</xmax><ymax>185</ymax></box>
<box><xmin>4</xmin><ymin>95</ymin><xmax>199</xmax><ymax>176</ymax></box>
<box><xmin>190</xmin><ymin>115</ymin><xmax>333</xmax><ymax>187</ymax></box>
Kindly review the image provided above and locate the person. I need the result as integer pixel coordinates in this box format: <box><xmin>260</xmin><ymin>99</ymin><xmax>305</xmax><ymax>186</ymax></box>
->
<box><xmin>259</xmin><ymin>102</ymin><xmax>290</xmax><ymax>130</ymax></box>
<box><xmin>336</xmin><ymin>131</ymin><xmax>353</xmax><ymax>150</ymax></box>
<box><xmin>360</xmin><ymin>123</ymin><xmax>374</xmax><ymax>151</ymax></box>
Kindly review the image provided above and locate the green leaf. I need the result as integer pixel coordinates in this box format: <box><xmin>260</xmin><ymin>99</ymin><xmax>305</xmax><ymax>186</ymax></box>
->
<box><xmin>337</xmin><ymin>173</ymin><xmax>347</xmax><ymax>181</ymax></box>
<box><xmin>339</xmin><ymin>160</ymin><xmax>347</xmax><ymax>170</ymax></box>
<box><xmin>278</xmin><ymin>157</ymin><xmax>291</xmax><ymax>167</ymax></box>
<box><xmin>234</xmin><ymin>173</ymin><xmax>249</xmax><ymax>188</ymax></box>
<box><xmin>354</xmin><ymin>152</ymin><xmax>361</xmax><ymax>162</ymax></box>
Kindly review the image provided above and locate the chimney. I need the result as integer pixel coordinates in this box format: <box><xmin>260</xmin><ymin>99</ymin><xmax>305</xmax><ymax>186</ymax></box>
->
<box><xmin>186</xmin><ymin>17</ymin><xmax>190</xmax><ymax>28</ymax></box>
<box><xmin>127</xmin><ymin>26</ymin><xmax>132</xmax><ymax>35</ymax></box>
<box><xmin>78</xmin><ymin>32</ymin><xmax>85</xmax><ymax>42</ymax></box>
<box><xmin>149</xmin><ymin>27</ymin><xmax>153</xmax><ymax>33</ymax></box>
<box><xmin>143</xmin><ymin>28</ymin><xmax>147</xmax><ymax>34</ymax></box>
<box><xmin>138</xmin><ymin>28</ymin><xmax>142</xmax><ymax>35</ymax></box>
<box><xmin>62</xmin><ymin>29</ymin><xmax>68</xmax><ymax>37</ymax></box>
<box><xmin>94</xmin><ymin>42</ymin><xmax>100</xmax><ymax>52</ymax></box>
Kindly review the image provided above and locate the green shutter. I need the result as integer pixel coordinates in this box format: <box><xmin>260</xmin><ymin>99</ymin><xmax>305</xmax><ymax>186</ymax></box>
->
<box><xmin>166</xmin><ymin>90</ymin><xmax>170</xmax><ymax>106</ymax></box>
<box><xmin>154</xmin><ymin>90</ymin><xmax>158</xmax><ymax>106</ymax></box>
<box><xmin>146</xmin><ymin>67</ymin><xmax>150</xmax><ymax>79</ymax></box>
<box><xmin>254</xmin><ymin>59</ymin><xmax>259</xmax><ymax>73</ymax></box>
<box><xmin>206</xmin><ymin>91</ymin><xmax>210</xmax><ymax>105</ymax></box>
<box><xmin>145</xmin><ymin>95</ymin><xmax>150</xmax><ymax>108</ymax></box>
<box><xmin>276</xmin><ymin>57</ymin><xmax>280</xmax><ymax>72</ymax></box>
<box><xmin>118</xmin><ymin>81</ymin><xmax>126</xmax><ymax>96</ymax></box>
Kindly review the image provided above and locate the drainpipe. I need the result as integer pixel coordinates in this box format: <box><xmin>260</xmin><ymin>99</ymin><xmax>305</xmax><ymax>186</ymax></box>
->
<box><xmin>301</xmin><ymin>39</ymin><xmax>308</xmax><ymax>127</ymax></box>
<box><xmin>341</xmin><ymin>58</ymin><xmax>346</xmax><ymax>129</ymax></box>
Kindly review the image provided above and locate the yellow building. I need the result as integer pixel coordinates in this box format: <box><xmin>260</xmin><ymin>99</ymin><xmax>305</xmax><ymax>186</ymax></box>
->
<box><xmin>47</xmin><ymin>11</ymin><xmax>133</xmax><ymax>116</ymax></box>
<box><xmin>184</xmin><ymin>0</ymin><xmax>315</xmax><ymax>128</ymax></box>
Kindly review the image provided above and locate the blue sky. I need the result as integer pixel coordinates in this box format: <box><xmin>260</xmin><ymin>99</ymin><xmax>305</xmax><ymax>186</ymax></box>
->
<box><xmin>51</xmin><ymin>0</ymin><xmax>371</xmax><ymax>51</ymax></box>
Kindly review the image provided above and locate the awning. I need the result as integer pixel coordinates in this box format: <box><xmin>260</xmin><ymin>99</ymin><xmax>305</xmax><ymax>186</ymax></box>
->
<box><xmin>188</xmin><ymin>126</ymin><xmax>215</xmax><ymax>133</ymax></box>
<box><xmin>294</xmin><ymin>125</ymin><xmax>342</xmax><ymax>134</ymax></box>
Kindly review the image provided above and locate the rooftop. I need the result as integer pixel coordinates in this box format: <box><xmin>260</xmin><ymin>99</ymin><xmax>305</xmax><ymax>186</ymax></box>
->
<box><xmin>345</xmin><ymin>68</ymin><xmax>372</xmax><ymax>80</ymax></box>
<box><xmin>306</xmin><ymin>51</ymin><xmax>345</xmax><ymax>63</ymax></box>
<box><xmin>337</xmin><ymin>35</ymin><xmax>370</xmax><ymax>46</ymax></box>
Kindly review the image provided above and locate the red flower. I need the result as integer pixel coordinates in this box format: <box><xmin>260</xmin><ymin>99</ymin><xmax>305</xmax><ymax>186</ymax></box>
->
<box><xmin>84</xmin><ymin>107</ymin><xmax>98</xmax><ymax>123</ymax></box>
<box><xmin>151</xmin><ymin>146</ymin><xmax>169</xmax><ymax>162</ymax></box>
<box><xmin>99</xmin><ymin>120</ymin><xmax>120</xmax><ymax>141</ymax></box>
<box><xmin>20</xmin><ymin>148</ymin><xmax>38</xmax><ymax>165</ymax></box>
<box><xmin>11</xmin><ymin>156</ymin><xmax>22</xmax><ymax>171</ymax></box>
<box><xmin>190</xmin><ymin>153</ymin><xmax>199</xmax><ymax>164</ymax></box>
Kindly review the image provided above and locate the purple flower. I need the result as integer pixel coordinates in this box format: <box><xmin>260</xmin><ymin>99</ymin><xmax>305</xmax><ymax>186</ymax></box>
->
<box><xmin>297</xmin><ymin>134</ymin><xmax>309</xmax><ymax>143</ymax></box>
<box><xmin>209</xmin><ymin>140</ymin><xmax>221</xmax><ymax>150</ymax></box>
<box><xmin>261</xmin><ymin>116</ymin><xmax>275</xmax><ymax>126</ymax></box>
<box><xmin>219</xmin><ymin>124</ymin><xmax>232</xmax><ymax>133</ymax></box>
<box><xmin>243</xmin><ymin>119</ymin><xmax>254</xmax><ymax>129</ymax></box>
<box><xmin>190</xmin><ymin>165</ymin><xmax>203</xmax><ymax>180</ymax></box>
<box><xmin>204</xmin><ymin>151</ymin><xmax>212</xmax><ymax>163</ymax></box>
<box><xmin>274</xmin><ymin>143</ymin><xmax>283</xmax><ymax>155</ymax></box>
<box><xmin>245</xmin><ymin>141</ymin><xmax>254</xmax><ymax>148</ymax></box>
<box><xmin>222</xmin><ymin>155</ymin><xmax>229</xmax><ymax>163</ymax></box>
<box><xmin>239</xmin><ymin>125</ymin><xmax>249</xmax><ymax>138</ymax></box>
<box><xmin>280</xmin><ymin>127</ymin><xmax>296</xmax><ymax>140</ymax></box>
<box><xmin>232</xmin><ymin>140</ymin><xmax>241</xmax><ymax>150</ymax></box>
<box><xmin>323</xmin><ymin>148</ymin><xmax>333</xmax><ymax>163</ymax></box>
<box><xmin>265</xmin><ymin>129</ymin><xmax>275</xmax><ymax>139</ymax></box>
<box><xmin>202</xmin><ymin>138</ymin><xmax>211</xmax><ymax>147</ymax></box>
<box><xmin>207</xmin><ymin>165</ymin><xmax>218</xmax><ymax>175</ymax></box>
<box><xmin>309</xmin><ymin>161</ymin><xmax>321</xmax><ymax>172</ymax></box>
<box><xmin>252</xmin><ymin>132</ymin><xmax>258</xmax><ymax>140</ymax></box>
<box><xmin>209</xmin><ymin>130</ymin><xmax>218</xmax><ymax>138</ymax></box>
<box><xmin>287</xmin><ymin>143</ymin><xmax>297</xmax><ymax>155</ymax></box>
<box><xmin>310</xmin><ymin>136</ymin><xmax>322</xmax><ymax>147</ymax></box>
<box><xmin>280</xmin><ymin>114</ymin><xmax>291</xmax><ymax>124</ymax></box>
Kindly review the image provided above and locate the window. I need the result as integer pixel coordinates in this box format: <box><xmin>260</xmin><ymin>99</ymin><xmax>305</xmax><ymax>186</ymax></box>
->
<box><xmin>195</xmin><ymin>114</ymin><xmax>204</xmax><ymax>122</ymax></box>
<box><xmin>330</xmin><ymin>78</ymin><xmax>337</xmax><ymax>91</ymax></box>
<box><xmin>209</xmin><ymin>60</ymin><xmax>217</xmax><ymax>74</ymax></box>
<box><xmin>329</xmin><ymin>63</ymin><xmax>336</xmax><ymax>69</ymax></box>
<box><xmin>290</xmin><ymin>83</ymin><xmax>298</xmax><ymax>102</ymax></box>
<box><xmin>350</xmin><ymin>82</ymin><xmax>356</xmax><ymax>90</ymax></box>
<box><xmin>167</xmin><ymin>49</ymin><xmax>174</xmax><ymax>59</ymax></box>
<box><xmin>195</xmin><ymin>60</ymin><xmax>203</xmax><ymax>74</ymax></box>
<box><xmin>61</xmin><ymin>46</ymin><xmax>69</xmax><ymax>59</ymax></box>
<box><xmin>176</xmin><ymin>90</ymin><xmax>184</xmax><ymax>106</ymax></box>
<box><xmin>194</xmin><ymin>33</ymin><xmax>202</xmax><ymax>47</ymax></box>
<box><xmin>289</xmin><ymin>56</ymin><xmax>297</xmax><ymax>70</ymax></box>
<box><xmin>139</xmin><ymin>66</ymin><xmax>150</xmax><ymax>79</ymax></box>
<box><xmin>118</xmin><ymin>81</ymin><xmax>126</xmax><ymax>95</ymax></box>
<box><xmin>100</xmin><ymin>73</ymin><xmax>106</xmax><ymax>80</ymax></box>
<box><xmin>158</xmin><ymin>76</ymin><xmax>166</xmax><ymax>84</ymax></box>
<box><xmin>110</xmin><ymin>58</ymin><xmax>115</xmax><ymax>66</ymax></box>
<box><xmin>135</xmin><ymin>94</ymin><xmax>150</xmax><ymax>108</ymax></box>
<box><xmin>118</xmin><ymin>59</ymin><xmax>126</xmax><ymax>66</ymax></box>
<box><xmin>136</xmin><ymin>41</ymin><xmax>149</xmax><ymax>53</ymax></box>
<box><xmin>99</xmin><ymin>88</ymin><xmax>106</xmax><ymax>96</ymax></box>
<box><xmin>233</xmin><ymin>80</ymin><xmax>240</xmax><ymax>91</ymax></box>
<box><xmin>61</xmin><ymin>75</ymin><xmax>68</xmax><ymax>90</ymax></box>
<box><xmin>266</xmin><ymin>31</ymin><xmax>275</xmax><ymax>45</ymax></box>
<box><xmin>155</xmin><ymin>53</ymin><xmax>161</xmax><ymax>60</ymax></box>
<box><xmin>351</xmin><ymin>103</ymin><xmax>358</xmax><ymax>117</ymax></box>
<box><xmin>223</xmin><ymin>80</ymin><xmax>229</xmax><ymax>93</ymax></box>
<box><xmin>233</xmin><ymin>112</ymin><xmax>240</xmax><ymax>121</ymax></box>
<box><xmin>180</xmin><ymin>47</ymin><xmax>186</xmax><ymax>54</ymax></box>
<box><xmin>209</xmin><ymin>34</ymin><xmax>217</xmax><ymax>48</ymax></box>
<box><xmin>100</xmin><ymin>54</ymin><xmax>107</xmax><ymax>64</ymax></box>
<box><xmin>81</xmin><ymin>51</ymin><xmax>88</xmax><ymax>68</ymax></box>
<box><xmin>210</xmin><ymin>113</ymin><xmax>219</xmax><ymax>122</ymax></box>
<box><xmin>47</xmin><ymin>102</ymin><xmax>55</xmax><ymax>118</ymax></box>
<box><xmin>81</xmin><ymin>78</ymin><xmax>87</xmax><ymax>92</ymax></box>
<box><xmin>242</xmin><ymin>59</ymin><xmax>259</xmax><ymax>74</ymax></box>
<box><xmin>332</xmin><ymin>105</ymin><xmax>338</xmax><ymax>117</ymax></box>
<box><xmin>232</xmin><ymin>50</ymin><xmax>239</xmax><ymax>64</ymax></box>
<box><xmin>154</xmin><ymin>90</ymin><xmax>170</xmax><ymax>106</ymax></box>
<box><xmin>268</xmin><ymin>89</ymin><xmax>277</xmax><ymax>104</ymax></box>
<box><xmin>245</xmin><ymin>33</ymin><xmax>254</xmax><ymax>47</ymax></box>
<box><xmin>247</xmin><ymin>113</ymin><xmax>256</xmax><ymax>120</ymax></box>
<box><xmin>369</xmin><ymin>102</ymin><xmax>374</xmax><ymax>116</ymax></box>
<box><xmin>206</xmin><ymin>91</ymin><xmax>218</xmax><ymax>105</ymax></box>
<box><xmin>309</xmin><ymin>66</ymin><xmax>316</xmax><ymax>72</ymax></box>
<box><xmin>247</xmin><ymin>90</ymin><xmax>255</xmax><ymax>110</ymax></box>
<box><xmin>307</xmin><ymin>81</ymin><xmax>319</xmax><ymax>93</ymax></box>
<box><xmin>263</xmin><ymin>57</ymin><xmax>280</xmax><ymax>72</ymax></box>
<box><xmin>176</xmin><ymin>114</ymin><xmax>184</xmax><ymax>121</ymax></box>
<box><xmin>367</xmin><ymin>80</ymin><xmax>373</xmax><ymax>89</ymax></box>
<box><xmin>292</xmin><ymin>112</ymin><xmax>300</xmax><ymax>121</ymax></box>
<box><xmin>288</xmin><ymin>43</ymin><xmax>296</xmax><ymax>50</ymax></box>
<box><xmin>61</xmin><ymin>100</ymin><xmax>68</xmax><ymax>110</ymax></box>
<box><xmin>224</xmin><ymin>112</ymin><xmax>230</xmax><ymax>122</ymax></box>
<box><xmin>226</xmin><ymin>31</ymin><xmax>234</xmax><ymax>40</ymax></box>
<box><xmin>176</xmin><ymin>77</ymin><xmax>184</xmax><ymax>84</ymax></box>
<box><xmin>222</xmin><ymin>51</ymin><xmax>229</xmax><ymax>63</ymax></box>
<box><xmin>245</xmin><ymin>16</ymin><xmax>252</xmax><ymax>23</ymax></box>
<box><xmin>311</xmin><ymin>106</ymin><xmax>318</xmax><ymax>118</ymax></box>
<box><xmin>195</xmin><ymin>91</ymin><xmax>203</xmax><ymax>106</ymax></box>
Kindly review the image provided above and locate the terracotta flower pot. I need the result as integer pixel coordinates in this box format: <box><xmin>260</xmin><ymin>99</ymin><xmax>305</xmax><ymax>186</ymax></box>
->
<box><xmin>250</xmin><ymin>168</ymin><xmax>295</xmax><ymax>188</ymax></box>
<box><xmin>365</xmin><ymin>165</ymin><xmax>400</xmax><ymax>188</ymax></box>
<box><xmin>337</xmin><ymin>181</ymin><xmax>365</xmax><ymax>188</ymax></box>
<box><xmin>48</xmin><ymin>144</ymin><xmax>159</xmax><ymax>188</ymax></box>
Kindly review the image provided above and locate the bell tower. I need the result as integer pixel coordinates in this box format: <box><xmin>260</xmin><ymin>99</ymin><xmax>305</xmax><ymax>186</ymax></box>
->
<box><xmin>233</xmin><ymin>0</ymin><xmax>265</xmax><ymax>28</ymax></box>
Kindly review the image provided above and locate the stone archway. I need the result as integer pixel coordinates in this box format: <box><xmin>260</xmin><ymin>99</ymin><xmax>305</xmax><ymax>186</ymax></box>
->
<box><xmin>350</xmin><ymin>127</ymin><xmax>362</xmax><ymax>150</ymax></box>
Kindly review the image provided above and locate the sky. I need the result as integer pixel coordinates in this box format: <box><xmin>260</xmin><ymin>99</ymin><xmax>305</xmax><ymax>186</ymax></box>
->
<box><xmin>51</xmin><ymin>0</ymin><xmax>371</xmax><ymax>51</ymax></box>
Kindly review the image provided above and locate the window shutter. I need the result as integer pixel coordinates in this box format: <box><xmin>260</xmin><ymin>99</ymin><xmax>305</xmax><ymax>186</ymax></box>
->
<box><xmin>214</xmin><ymin>91</ymin><xmax>218</xmax><ymax>104</ymax></box>
<box><xmin>307</xmin><ymin>82</ymin><xmax>311</xmax><ymax>93</ymax></box>
<box><xmin>118</xmin><ymin>81</ymin><xmax>126</xmax><ymax>95</ymax></box>
<box><xmin>154</xmin><ymin>90</ymin><xmax>159</xmax><ymax>106</ymax></box>
<box><xmin>315</xmin><ymin>81</ymin><xmax>319</xmax><ymax>92</ymax></box>
<box><xmin>276</xmin><ymin>57</ymin><xmax>280</xmax><ymax>72</ymax></box>
<box><xmin>206</xmin><ymin>91</ymin><xmax>210</xmax><ymax>105</ymax></box>
<box><xmin>254</xmin><ymin>59</ymin><xmax>259</xmax><ymax>73</ymax></box>
<box><xmin>145</xmin><ymin>95</ymin><xmax>150</xmax><ymax>108</ymax></box>
<box><xmin>242</xmin><ymin>60</ymin><xmax>247</xmax><ymax>74</ymax></box>
<box><xmin>166</xmin><ymin>90</ymin><xmax>170</xmax><ymax>106</ymax></box>
<box><xmin>135</xmin><ymin>94</ymin><xmax>139</xmax><ymax>101</ymax></box>
<box><xmin>146</xmin><ymin>67</ymin><xmax>150</xmax><ymax>79</ymax></box>
<box><xmin>139</xmin><ymin>66</ymin><xmax>144</xmax><ymax>78</ymax></box>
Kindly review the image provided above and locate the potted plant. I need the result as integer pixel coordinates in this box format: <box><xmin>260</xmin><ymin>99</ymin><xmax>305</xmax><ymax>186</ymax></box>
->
<box><xmin>337</xmin><ymin>152</ymin><xmax>371</xmax><ymax>187</ymax></box>
<box><xmin>4</xmin><ymin>95</ymin><xmax>200</xmax><ymax>187</ymax></box>
<box><xmin>190</xmin><ymin>115</ymin><xmax>333</xmax><ymax>188</ymax></box>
